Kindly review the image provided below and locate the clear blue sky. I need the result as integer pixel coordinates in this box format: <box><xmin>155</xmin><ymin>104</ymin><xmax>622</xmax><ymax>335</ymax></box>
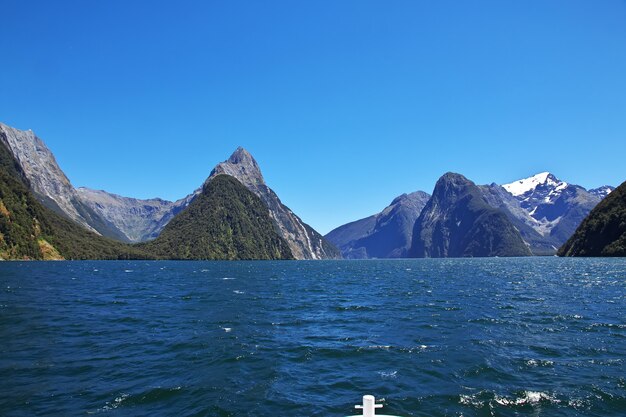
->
<box><xmin>1</xmin><ymin>1</ymin><xmax>625</xmax><ymax>234</ymax></box>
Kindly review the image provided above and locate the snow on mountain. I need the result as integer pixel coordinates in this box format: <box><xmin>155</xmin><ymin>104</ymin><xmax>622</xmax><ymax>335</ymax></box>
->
<box><xmin>589</xmin><ymin>186</ymin><xmax>614</xmax><ymax>199</ymax></box>
<box><xmin>502</xmin><ymin>172</ymin><xmax>568</xmax><ymax>197</ymax></box>
<box><xmin>498</xmin><ymin>172</ymin><xmax>613</xmax><ymax>254</ymax></box>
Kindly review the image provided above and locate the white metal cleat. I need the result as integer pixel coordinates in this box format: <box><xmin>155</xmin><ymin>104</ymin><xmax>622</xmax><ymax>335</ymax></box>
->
<box><xmin>346</xmin><ymin>395</ymin><xmax>401</xmax><ymax>417</ymax></box>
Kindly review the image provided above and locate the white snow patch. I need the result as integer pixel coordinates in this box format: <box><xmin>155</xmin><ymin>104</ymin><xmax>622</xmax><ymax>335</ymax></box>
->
<box><xmin>503</xmin><ymin>172</ymin><xmax>567</xmax><ymax>197</ymax></box>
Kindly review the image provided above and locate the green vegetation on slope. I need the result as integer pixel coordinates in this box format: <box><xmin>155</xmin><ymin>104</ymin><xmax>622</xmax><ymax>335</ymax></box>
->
<box><xmin>558</xmin><ymin>181</ymin><xmax>626</xmax><ymax>257</ymax></box>
<box><xmin>142</xmin><ymin>175</ymin><xmax>294</xmax><ymax>260</ymax></box>
<box><xmin>0</xmin><ymin>139</ymin><xmax>151</xmax><ymax>260</ymax></box>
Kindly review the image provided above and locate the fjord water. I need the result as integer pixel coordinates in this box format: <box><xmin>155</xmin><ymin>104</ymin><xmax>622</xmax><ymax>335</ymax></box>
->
<box><xmin>1</xmin><ymin>259</ymin><xmax>624</xmax><ymax>416</ymax></box>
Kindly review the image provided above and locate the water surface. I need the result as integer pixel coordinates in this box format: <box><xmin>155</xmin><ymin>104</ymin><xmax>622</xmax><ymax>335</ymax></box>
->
<box><xmin>1</xmin><ymin>258</ymin><xmax>625</xmax><ymax>416</ymax></box>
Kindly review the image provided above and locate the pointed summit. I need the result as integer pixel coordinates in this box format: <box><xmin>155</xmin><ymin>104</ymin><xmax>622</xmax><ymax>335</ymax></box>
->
<box><xmin>430</xmin><ymin>172</ymin><xmax>474</xmax><ymax>202</ymax></box>
<box><xmin>228</xmin><ymin>146</ymin><xmax>254</xmax><ymax>164</ymax></box>
<box><xmin>205</xmin><ymin>147</ymin><xmax>340</xmax><ymax>260</ymax></box>
<box><xmin>209</xmin><ymin>146</ymin><xmax>265</xmax><ymax>188</ymax></box>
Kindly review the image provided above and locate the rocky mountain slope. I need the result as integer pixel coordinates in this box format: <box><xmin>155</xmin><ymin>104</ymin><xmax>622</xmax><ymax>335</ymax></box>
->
<box><xmin>558</xmin><ymin>180</ymin><xmax>626</xmax><ymax>257</ymax></box>
<box><xmin>0</xmin><ymin>136</ymin><xmax>151</xmax><ymax>260</ymax></box>
<box><xmin>325</xmin><ymin>191</ymin><xmax>430</xmax><ymax>258</ymax></box>
<box><xmin>479</xmin><ymin>183</ymin><xmax>561</xmax><ymax>255</ymax></box>
<box><xmin>410</xmin><ymin>173</ymin><xmax>532</xmax><ymax>258</ymax></box>
<box><xmin>76</xmin><ymin>187</ymin><xmax>197</xmax><ymax>242</ymax></box>
<box><xmin>0</xmin><ymin>122</ymin><xmax>130</xmax><ymax>242</ymax></box>
<box><xmin>142</xmin><ymin>175</ymin><xmax>294</xmax><ymax>260</ymax></box>
<box><xmin>498</xmin><ymin>172</ymin><xmax>612</xmax><ymax>253</ymax></box>
<box><xmin>206</xmin><ymin>147</ymin><xmax>340</xmax><ymax>259</ymax></box>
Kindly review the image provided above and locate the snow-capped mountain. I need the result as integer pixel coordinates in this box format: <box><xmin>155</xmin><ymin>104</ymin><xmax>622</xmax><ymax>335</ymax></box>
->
<box><xmin>589</xmin><ymin>186</ymin><xmax>614</xmax><ymax>199</ymax></box>
<box><xmin>503</xmin><ymin>172</ymin><xmax>568</xmax><ymax>203</ymax></box>
<box><xmin>498</xmin><ymin>172</ymin><xmax>613</xmax><ymax>253</ymax></box>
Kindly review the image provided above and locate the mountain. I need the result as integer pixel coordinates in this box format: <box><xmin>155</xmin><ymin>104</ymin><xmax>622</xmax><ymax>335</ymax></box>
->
<box><xmin>410</xmin><ymin>173</ymin><xmax>532</xmax><ymax>258</ymax></box>
<box><xmin>0</xmin><ymin>136</ymin><xmax>150</xmax><ymax>260</ymax></box>
<box><xmin>206</xmin><ymin>147</ymin><xmax>340</xmax><ymax>259</ymax></box>
<box><xmin>558</xmin><ymin>180</ymin><xmax>626</xmax><ymax>257</ymax></box>
<box><xmin>499</xmin><ymin>172</ymin><xmax>611</xmax><ymax>253</ymax></box>
<box><xmin>479</xmin><ymin>183</ymin><xmax>561</xmax><ymax>255</ymax></box>
<box><xmin>142</xmin><ymin>174</ymin><xmax>293</xmax><ymax>260</ymax></box>
<box><xmin>76</xmin><ymin>187</ymin><xmax>197</xmax><ymax>242</ymax></box>
<box><xmin>589</xmin><ymin>186</ymin><xmax>615</xmax><ymax>199</ymax></box>
<box><xmin>0</xmin><ymin>123</ymin><xmax>336</xmax><ymax>259</ymax></box>
<box><xmin>325</xmin><ymin>191</ymin><xmax>430</xmax><ymax>258</ymax></box>
<box><xmin>0</xmin><ymin>122</ymin><xmax>130</xmax><ymax>242</ymax></box>
<box><xmin>0</xmin><ymin>133</ymin><xmax>292</xmax><ymax>261</ymax></box>
<box><xmin>70</xmin><ymin>145</ymin><xmax>339</xmax><ymax>258</ymax></box>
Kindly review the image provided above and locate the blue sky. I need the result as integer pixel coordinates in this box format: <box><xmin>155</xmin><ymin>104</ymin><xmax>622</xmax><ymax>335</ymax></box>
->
<box><xmin>1</xmin><ymin>1</ymin><xmax>625</xmax><ymax>234</ymax></box>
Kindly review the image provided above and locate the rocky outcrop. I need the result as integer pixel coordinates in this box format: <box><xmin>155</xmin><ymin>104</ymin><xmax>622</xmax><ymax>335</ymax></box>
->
<box><xmin>325</xmin><ymin>191</ymin><xmax>430</xmax><ymax>258</ymax></box>
<box><xmin>410</xmin><ymin>173</ymin><xmax>532</xmax><ymax>258</ymax></box>
<box><xmin>207</xmin><ymin>147</ymin><xmax>340</xmax><ymax>259</ymax></box>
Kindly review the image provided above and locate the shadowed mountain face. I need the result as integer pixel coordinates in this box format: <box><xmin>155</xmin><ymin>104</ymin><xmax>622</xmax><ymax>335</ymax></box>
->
<box><xmin>410</xmin><ymin>173</ymin><xmax>532</xmax><ymax>258</ymax></box>
<box><xmin>207</xmin><ymin>148</ymin><xmax>340</xmax><ymax>260</ymax></box>
<box><xmin>559</xmin><ymin>180</ymin><xmax>626</xmax><ymax>257</ymax></box>
<box><xmin>142</xmin><ymin>175</ymin><xmax>294</xmax><ymax>260</ymax></box>
<box><xmin>325</xmin><ymin>191</ymin><xmax>430</xmax><ymax>258</ymax></box>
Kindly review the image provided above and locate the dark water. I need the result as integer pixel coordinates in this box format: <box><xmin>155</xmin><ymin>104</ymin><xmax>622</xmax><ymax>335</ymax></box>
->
<box><xmin>0</xmin><ymin>259</ymin><xmax>625</xmax><ymax>417</ymax></box>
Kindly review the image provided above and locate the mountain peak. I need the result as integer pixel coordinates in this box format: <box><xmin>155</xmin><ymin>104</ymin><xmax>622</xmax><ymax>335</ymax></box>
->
<box><xmin>502</xmin><ymin>172</ymin><xmax>566</xmax><ymax>197</ymax></box>
<box><xmin>431</xmin><ymin>172</ymin><xmax>474</xmax><ymax>201</ymax></box>
<box><xmin>589</xmin><ymin>185</ymin><xmax>615</xmax><ymax>199</ymax></box>
<box><xmin>209</xmin><ymin>146</ymin><xmax>265</xmax><ymax>188</ymax></box>
<box><xmin>439</xmin><ymin>172</ymin><xmax>471</xmax><ymax>184</ymax></box>
<box><xmin>228</xmin><ymin>146</ymin><xmax>255</xmax><ymax>164</ymax></box>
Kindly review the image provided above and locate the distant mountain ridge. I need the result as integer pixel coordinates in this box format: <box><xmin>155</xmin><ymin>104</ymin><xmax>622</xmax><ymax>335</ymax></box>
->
<box><xmin>1</xmin><ymin>122</ymin><xmax>616</xmax><ymax>259</ymax></box>
<box><xmin>325</xmin><ymin>191</ymin><xmax>430</xmax><ymax>258</ymax></box>
<box><xmin>328</xmin><ymin>171</ymin><xmax>614</xmax><ymax>258</ymax></box>
<box><xmin>75</xmin><ymin>187</ymin><xmax>196</xmax><ymax>242</ymax></box>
